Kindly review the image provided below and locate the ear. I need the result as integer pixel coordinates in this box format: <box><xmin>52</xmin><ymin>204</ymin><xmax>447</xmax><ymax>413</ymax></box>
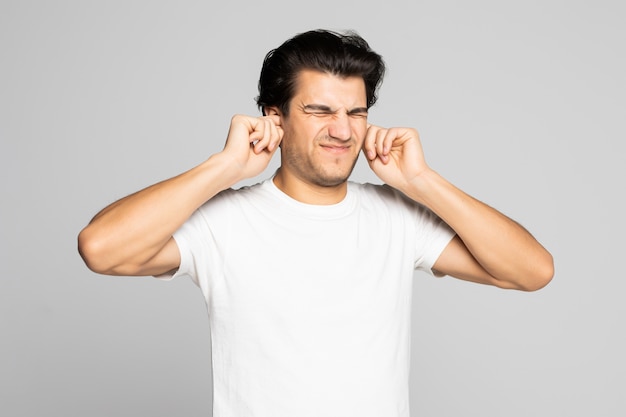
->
<box><xmin>265</xmin><ymin>106</ymin><xmax>283</xmax><ymax>116</ymax></box>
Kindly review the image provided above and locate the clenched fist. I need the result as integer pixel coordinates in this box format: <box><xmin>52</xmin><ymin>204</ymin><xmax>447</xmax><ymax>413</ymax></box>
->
<box><xmin>221</xmin><ymin>114</ymin><xmax>284</xmax><ymax>182</ymax></box>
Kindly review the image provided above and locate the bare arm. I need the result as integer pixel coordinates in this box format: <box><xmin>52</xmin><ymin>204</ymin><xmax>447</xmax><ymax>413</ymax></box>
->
<box><xmin>78</xmin><ymin>115</ymin><xmax>283</xmax><ymax>276</ymax></box>
<box><xmin>363</xmin><ymin>125</ymin><xmax>553</xmax><ymax>291</ymax></box>
<box><xmin>414</xmin><ymin>170</ymin><xmax>553</xmax><ymax>290</ymax></box>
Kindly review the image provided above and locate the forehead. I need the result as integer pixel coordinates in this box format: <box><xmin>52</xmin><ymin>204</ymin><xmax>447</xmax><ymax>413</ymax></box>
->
<box><xmin>292</xmin><ymin>69</ymin><xmax>367</xmax><ymax>108</ymax></box>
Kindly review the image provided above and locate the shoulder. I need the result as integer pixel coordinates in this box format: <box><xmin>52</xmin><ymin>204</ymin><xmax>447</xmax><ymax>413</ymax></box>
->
<box><xmin>349</xmin><ymin>181</ymin><xmax>413</xmax><ymax>206</ymax></box>
<box><xmin>349</xmin><ymin>181</ymin><xmax>440</xmax><ymax>222</ymax></box>
<box><xmin>194</xmin><ymin>179</ymin><xmax>276</xmax><ymax>222</ymax></box>
<box><xmin>349</xmin><ymin>181</ymin><xmax>390</xmax><ymax>195</ymax></box>
<box><xmin>205</xmin><ymin>179</ymin><xmax>268</xmax><ymax>204</ymax></box>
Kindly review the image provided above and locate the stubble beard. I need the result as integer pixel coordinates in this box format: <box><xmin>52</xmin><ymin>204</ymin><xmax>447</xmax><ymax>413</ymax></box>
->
<box><xmin>282</xmin><ymin>138</ymin><xmax>360</xmax><ymax>188</ymax></box>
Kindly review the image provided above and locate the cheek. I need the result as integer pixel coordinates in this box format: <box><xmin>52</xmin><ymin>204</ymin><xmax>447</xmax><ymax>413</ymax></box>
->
<box><xmin>280</xmin><ymin>126</ymin><xmax>310</xmax><ymax>153</ymax></box>
<box><xmin>284</xmin><ymin>117</ymin><xmax>331</xmax><ymax>145</ymax></box>
<box><xmin>352</xmin><ymin>122</ymin><xmax>368</xmax><ymax>140</ymax></box>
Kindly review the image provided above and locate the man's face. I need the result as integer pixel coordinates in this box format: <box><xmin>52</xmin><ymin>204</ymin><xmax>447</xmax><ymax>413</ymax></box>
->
<box><xmin>277</xmin><ymin>69</ymin><xmax>368</xmax><ymax>188</ymax></box>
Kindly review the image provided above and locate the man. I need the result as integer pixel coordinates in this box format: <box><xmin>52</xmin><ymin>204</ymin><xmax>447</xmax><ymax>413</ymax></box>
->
<box><xmin>78</xmin><ymin>29</ymin><xmax>553</xmax><ymax>416</ymax></box>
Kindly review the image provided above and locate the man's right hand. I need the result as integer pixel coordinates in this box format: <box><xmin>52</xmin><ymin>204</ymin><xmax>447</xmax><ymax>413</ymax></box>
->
<box><xmin>221</xmin><ymin>114</ymin><xmax>283</xmax><ymax>182</ymax></box>
<box><xmin>78</xmin><ymin>114</ymin><xmax>283</xmax><ymax>277</ymax></box>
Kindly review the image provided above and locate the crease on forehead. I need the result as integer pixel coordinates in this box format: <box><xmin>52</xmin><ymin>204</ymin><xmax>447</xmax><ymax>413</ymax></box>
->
<box><xmin>293</xmin><ymin>69</ymin><xmax>367</xmax><ymax>110</ymax></box>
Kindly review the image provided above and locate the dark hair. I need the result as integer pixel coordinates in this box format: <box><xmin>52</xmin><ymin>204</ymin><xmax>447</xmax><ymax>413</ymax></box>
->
<box><xmin>256</xmin><ymin>29</ymin><xmax>386</xmax><ymax>116</ymax></box>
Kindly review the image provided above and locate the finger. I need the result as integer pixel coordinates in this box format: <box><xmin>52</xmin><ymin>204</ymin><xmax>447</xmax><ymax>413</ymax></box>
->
<box><xmin>266</xmin><ymin>114</ymin><xmax>282</xmax><ymax>127</ymax></box>
<box><xmin>261</xmin><ymin>119</ymin><xmax>277</xmax><ymax>153</ymax></box>
<box><xmin>259</xmin><ymin>117</ymin><xmax>284</xmax><ymax>154</ymax></box>
<box><xmin>244</xmin><ymin>118</ymin><xmax>264</xmax><ymax>152</ymax></box>
<box><xmin>228</xmin><ymin>115</ymin><xmax>259</xmax><ymax>148</ymax></box>
<box><xmin>267</xmin><ymin>119</ymin><xmax>283</xmax><ymax>152</ymax></box>
<box><xmin>262</xmin><ymin>116</ymin><xmax>282</xmax><ymax>152</ymax></box>
<box><xmin>375</xmin><ymin>129</ymin><xmax>387</xmax><ymax>161</ymax></box>
<box><xmin>253</xmin><ymin>119</ymin><xmax>272</xmax><ymax>153</ymax></box>
<box><xmin>363</xmin><ymin>125</ymin><xmax>380</xmax><ymax>160</ymax></box>
<box><xmin>382</xmin><ymin>128</ymin><xmax>397</xmax><ymax>155</ymax></box>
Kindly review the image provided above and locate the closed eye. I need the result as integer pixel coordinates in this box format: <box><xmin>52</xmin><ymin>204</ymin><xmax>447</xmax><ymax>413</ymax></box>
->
<box><xmin>348</xmin><ymin>110</ymin><xmax>368</xmax><ymax>118</ymax></box>
<box><xmin>302</xmin><ymin>104</ymin><xmax>334</xmax><ymax>116</ymax></box>
<box><xmin>302</xmin><ymin>104</ymin><xmax>368</xmax><ymax>118</ymax></box>
<box><xmin>308</xmin><ymin>110</ymin><xmax>334</xmax><ymax>116</ymax></box>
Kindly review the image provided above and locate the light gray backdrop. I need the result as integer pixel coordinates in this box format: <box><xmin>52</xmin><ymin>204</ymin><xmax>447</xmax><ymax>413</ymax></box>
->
<box><xmin>2</xmin><ymin>0</ymin><xmax>624</xmax><ymax>416</ymax></box>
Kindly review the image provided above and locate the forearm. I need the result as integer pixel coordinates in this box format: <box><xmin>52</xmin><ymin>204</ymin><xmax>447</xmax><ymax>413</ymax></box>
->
<box><xmin>401</xmin><ymin>169</ymin><xmax>554</xmax><ymax>290</ymax></box>
<box><xmin>78</xmin><ymin>152</ymin><xmax>239</xmax><ymax>274</ymax></box>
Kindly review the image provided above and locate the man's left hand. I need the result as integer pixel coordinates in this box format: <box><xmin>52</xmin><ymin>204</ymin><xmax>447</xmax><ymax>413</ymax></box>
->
<box><xmin>363</xmin><ymin>125</ymin><xmax>430</xmax><ymax>194</ymax></box>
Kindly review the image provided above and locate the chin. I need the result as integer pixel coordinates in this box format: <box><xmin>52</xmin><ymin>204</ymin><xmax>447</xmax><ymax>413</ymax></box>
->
<box><xmin>313</xmin><ymin>177</ymin><xmax>348</xmax><ymax>188</ymax></box>
<box><xmin>312</xmin><ymin>169</ymin><xmax>354</xmax><ymax>187</ymax></box>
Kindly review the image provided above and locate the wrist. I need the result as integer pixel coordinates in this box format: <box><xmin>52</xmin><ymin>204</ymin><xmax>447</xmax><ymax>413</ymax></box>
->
<box><xmin>194</xmin><ymin>152</ymin><xmax>243</xmax><ymax>193</ymax></box>
<box><xmin>399</xmin><ymin>168</ymin><xmax>442</xmax><ymax>206</ymax></box>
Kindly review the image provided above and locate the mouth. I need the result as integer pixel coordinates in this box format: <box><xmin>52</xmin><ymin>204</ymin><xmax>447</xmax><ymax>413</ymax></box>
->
<box><xmin>320</xmin><ymin>143</ymin><xmax>351</xmax><ymax>154</ymax></box>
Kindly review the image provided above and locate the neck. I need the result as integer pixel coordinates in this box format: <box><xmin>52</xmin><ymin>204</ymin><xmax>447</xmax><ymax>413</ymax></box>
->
<box><xmin>273</xmin><ymin>168</ymin><xmax>348</xmax><ymax>205</ymax></box>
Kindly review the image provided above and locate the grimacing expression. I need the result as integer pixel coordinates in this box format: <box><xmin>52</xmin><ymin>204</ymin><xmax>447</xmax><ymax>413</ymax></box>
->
<box><xmin>277</xmin><ymin>70</ymin><xmax>368</xmax><ymax>188</ymax></box>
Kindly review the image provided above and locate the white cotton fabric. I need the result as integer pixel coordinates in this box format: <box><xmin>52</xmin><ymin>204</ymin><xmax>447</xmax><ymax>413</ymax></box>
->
<box><xmin>166</xmin><ymin>177</ymin><xmax>455</xmax><ymax>417</ymax></box>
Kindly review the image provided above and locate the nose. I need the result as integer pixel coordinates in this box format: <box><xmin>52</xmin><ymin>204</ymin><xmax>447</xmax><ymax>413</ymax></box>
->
<box><xmin>327</xmin><ymin>113</ymin><xmax>351</xmax><ymax>141</ymax></box>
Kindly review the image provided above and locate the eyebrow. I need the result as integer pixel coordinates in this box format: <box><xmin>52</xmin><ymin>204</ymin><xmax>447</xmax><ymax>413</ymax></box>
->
<box><xmin>302</xmin><ymin>104</ymin><xmax>368</xmax><ymax>115</ymax></box>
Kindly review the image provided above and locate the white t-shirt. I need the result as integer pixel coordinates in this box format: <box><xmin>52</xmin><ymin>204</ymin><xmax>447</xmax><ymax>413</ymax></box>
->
<box><xmin>167</xmin><ymin>177</ymin><xmax>455</xmax><ymax>417</ymax></box>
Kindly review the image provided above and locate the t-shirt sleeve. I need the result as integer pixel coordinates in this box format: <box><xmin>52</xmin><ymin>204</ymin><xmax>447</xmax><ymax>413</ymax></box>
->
<box><xmin>153</xmin><ymin>206</ymin><xmax>216</xmax><ymax>299</ymax></box>
<box><xmin>412</xmin><ymin>204</ymin><xmax>456</xmax><ymax>276</ymax></box>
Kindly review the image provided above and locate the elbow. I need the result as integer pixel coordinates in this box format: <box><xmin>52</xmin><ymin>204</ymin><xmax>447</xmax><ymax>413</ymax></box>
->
<box><xmin>493</xmin><ymin>251</ymin><xmax>554</xmax><ymax>292</ymax></box>
<box><xmin>77</xmin><ymin>226</ymin><xmax>153</xmax><ymax>276</ymax></box>
<box><xmin>77</xmin><ymin>227</ymin><xmax>115</xmax><ymax>275</ymax></box>
<box><xmin>519</xmin><ymin>252</ymin><xmax>555</xmax><ymax>292</ymax></box>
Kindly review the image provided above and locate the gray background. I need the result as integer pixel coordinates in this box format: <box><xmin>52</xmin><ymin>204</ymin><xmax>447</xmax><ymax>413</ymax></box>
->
<box><xmin>2</xmin><ymin>0</ymin><xmax>624</xmax><ymax>416</ymax></box>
